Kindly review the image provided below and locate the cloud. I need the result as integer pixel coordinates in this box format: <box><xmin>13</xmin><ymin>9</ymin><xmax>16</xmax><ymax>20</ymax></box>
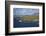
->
<box><xmin>13</xmin><ymin>8</ymin><xmax>39</xmax><ymax>16</ymax></box>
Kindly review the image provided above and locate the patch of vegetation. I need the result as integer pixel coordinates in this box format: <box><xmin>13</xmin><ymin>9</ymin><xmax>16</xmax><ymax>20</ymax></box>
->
<box><xmin>21</xmin><ymin>16</ymin><xmax>39</xmax><ymax>22</ymax></box>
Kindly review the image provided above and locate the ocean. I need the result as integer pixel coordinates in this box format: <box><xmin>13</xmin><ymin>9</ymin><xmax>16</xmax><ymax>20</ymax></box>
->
<box><xmin>13</xmin><ymin>18</ymin><xmax>39</xmax><ymax>28</ymax></box>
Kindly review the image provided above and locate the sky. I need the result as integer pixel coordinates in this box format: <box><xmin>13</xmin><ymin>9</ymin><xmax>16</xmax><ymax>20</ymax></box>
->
<box><xmin>13</xmin><ymin>8</ymin><xmax>39</xmax><ymax>16</ymax></box>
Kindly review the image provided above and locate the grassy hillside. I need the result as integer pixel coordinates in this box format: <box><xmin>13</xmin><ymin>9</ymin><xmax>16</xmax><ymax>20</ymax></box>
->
<box><xmin>21</xmin><ymin>16</ymin><xmax>39</xmax><ymax>22</ymax></box>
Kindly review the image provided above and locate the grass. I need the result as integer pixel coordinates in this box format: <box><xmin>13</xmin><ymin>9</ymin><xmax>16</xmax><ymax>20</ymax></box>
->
<box><xmin>21</xmin><ymin>16</ymin><xmax>39</xmax><ymax>22</ymax></box>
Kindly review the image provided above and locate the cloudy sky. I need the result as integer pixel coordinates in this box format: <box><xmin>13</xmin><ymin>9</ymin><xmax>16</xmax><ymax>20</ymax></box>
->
<box><xmin>13</xmin><ymin>8</ymin><xmax>39</xmax><ymax>16</ymax></box>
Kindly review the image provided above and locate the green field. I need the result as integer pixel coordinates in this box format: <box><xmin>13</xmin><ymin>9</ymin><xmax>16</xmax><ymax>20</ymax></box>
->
<box><xmin>20</xmin><ymin>16</ymin><xmax>39</xmax><ymax>22</ymax></box>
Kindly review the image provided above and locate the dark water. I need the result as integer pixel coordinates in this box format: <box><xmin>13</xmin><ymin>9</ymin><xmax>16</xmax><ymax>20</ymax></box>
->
<box><xmin>13</xmin><ymin>18</ymin><xmax>39</xmax><ymax>28</ymax></box>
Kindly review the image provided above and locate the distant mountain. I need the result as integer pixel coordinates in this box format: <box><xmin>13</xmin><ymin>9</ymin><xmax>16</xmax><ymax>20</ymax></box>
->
<box><xmin>32</xmin><ymin>13</ymin><xmax>39</xmax><ymax>16</ymax></box>
<box><xmin>14</xmin><ymin>12</ymin><xmax>39</xmax><ymax>17</ymax></box>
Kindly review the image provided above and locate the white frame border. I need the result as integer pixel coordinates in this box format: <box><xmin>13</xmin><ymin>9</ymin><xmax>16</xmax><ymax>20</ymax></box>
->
<box><xmin>9</xmin><ymin>5</ymin><xmax>43</xmax><ymax>33</ymax></box>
